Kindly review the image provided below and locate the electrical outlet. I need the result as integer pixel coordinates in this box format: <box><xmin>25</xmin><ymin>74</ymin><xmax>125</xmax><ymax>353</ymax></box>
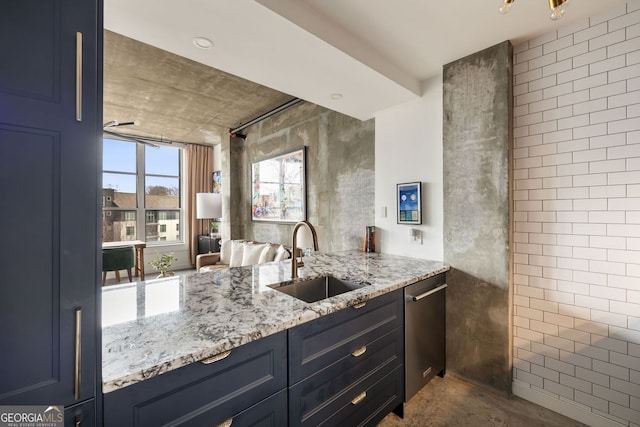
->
<box><xmin>410</xmin><ymin>228</ymin><xmax>422</xmax><ymax>244</ymax></box>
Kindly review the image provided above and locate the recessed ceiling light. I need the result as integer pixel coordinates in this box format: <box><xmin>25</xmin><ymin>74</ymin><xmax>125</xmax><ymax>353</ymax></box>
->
<box><xmin>193</xmin><ymin>37</ymin><xmax>213</xmax><ymax>49</ymax></box>
<box><xmin>330</xmin><ymin>93</ymin><xmax>343</xmax><ymax>100</ymax></box>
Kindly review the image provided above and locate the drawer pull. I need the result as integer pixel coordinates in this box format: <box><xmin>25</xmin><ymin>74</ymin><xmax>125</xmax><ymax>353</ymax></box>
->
<box><xmin>351</xmin><ymin>301</ymin><xmax>367</xmax><ymax>309</ymax></box>
<box><xmin>215</xmin><ymin>417</ymin><xmax>233</xmax><ymax>427</ymax></box>
<box><xmin>75</xmin><ymin>32</ymin><xmax>82</xmax><ymax>121</ymax></box>
<box><xmin>410</xmin><ymin>284</ymin><xmax>447</xmax><ymax>301</ymax></box>
<box><xmin>74</xmin><ymin>308</ymin><xmax>82</xmax><ymax>400</ymax></box>
<box><xmin>351</xmin><ymin>391</ymin><xmax>367</xmax><ymax>405</ymax></box>
<box><xmin>351</xmin><ymin>346</ymin><xmax>367</xmax><ymax>357</ymax></box>
<box><xmin>200</xmin><ymin>350</ymin><xmax>231</xmax><ymax>364</ymax></box>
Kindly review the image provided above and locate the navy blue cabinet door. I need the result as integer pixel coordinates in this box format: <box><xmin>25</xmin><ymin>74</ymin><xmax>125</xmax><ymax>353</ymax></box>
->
<box><xmin>0</xmin><ymin>0</ymin><xmax>101</xmax><ymax>407</ymax></box>
<box><xmin>65</xmin><ymin>399</ymin><xmax>96</xmax><ymax>427</ymax></box>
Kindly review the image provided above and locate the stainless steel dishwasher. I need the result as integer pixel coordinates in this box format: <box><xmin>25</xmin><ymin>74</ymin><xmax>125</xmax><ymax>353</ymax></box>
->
<box><xmin>404</xmin><ymin>274</ymin><xmax>447</xmax><ymax>402</ymax></box>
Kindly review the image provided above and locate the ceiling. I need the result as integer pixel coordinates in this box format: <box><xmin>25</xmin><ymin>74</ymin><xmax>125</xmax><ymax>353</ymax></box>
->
<box><xmin>103</xmin><ymin>30</ymin><xmax>294</xmax><ymax>144</ymax></box>
<box><xmin>104</xmin><ymin>0</ymin><xmax>628</xmax><ymax>137</ymax></box>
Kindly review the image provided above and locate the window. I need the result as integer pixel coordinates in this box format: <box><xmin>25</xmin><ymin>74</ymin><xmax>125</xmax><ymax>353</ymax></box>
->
<box><xmin>102</xmin><ymin>138</ymin><xmax>182</xmax><ymax>244</ymax></box>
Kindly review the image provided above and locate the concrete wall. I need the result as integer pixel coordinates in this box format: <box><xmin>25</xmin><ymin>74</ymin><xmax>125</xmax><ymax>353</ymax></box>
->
<box><xmin>374</xmin><ymin>75</ymin><xmax>444</xmax><ymax>261</ymax></box>
<box><xmin>232</xmin><ymin>102</ymin><xmax>375</xmax><ymax>251</ymax></box>
<box><xmin>213</xmin><ymin>144</ymin><xmax>221</xmax><ymax>171</ymax></box>
<box><xmin>512</xmin><ymin>3</ymin><xmax>640</xmax><ymax>426</ymax></box>
<box><xmin>443</xmin><ymin>41</ymin><xmax>513</xmax><ymax>393</ymax></box>
<box><xmin>220</xmin><ymin>134</ymin><xmax>245</xmax><ymax>240</ymax></box>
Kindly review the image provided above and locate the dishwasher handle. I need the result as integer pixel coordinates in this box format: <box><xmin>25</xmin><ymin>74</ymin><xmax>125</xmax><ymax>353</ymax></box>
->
<box><xmin>409</xmin><ymin>283</ymin><xmax>447</xmax><ymax>301</ymax></box>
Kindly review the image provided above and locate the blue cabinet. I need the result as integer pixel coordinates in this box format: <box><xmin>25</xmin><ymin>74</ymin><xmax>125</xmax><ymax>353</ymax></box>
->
<box><xmin>0</xmin><ymin>0</ymin><xmax>101</xmax><ymax>412</ymax></box>
<box><xmin>65</xmin><ymin>399</ymin><xmax>96</xmax><ymax>427</ymax></box>
<box><xmin>288</xmin><ymin>290</ymin><xmax>404</xmax><ymax>426</ymax></box>
<box><xmin>103</xmin><ymin>331</ymin><xmax>287</xmax><ymax>426</ymax></box>
<box><xmin>226</xmin><ymin>389</ymin><xmax>287</xmax><ymax>427</ymax></box>
<box><xmin>103</xmin><ymin>291</ymin><xmax>405</xmax><ymax>426</ymax></box>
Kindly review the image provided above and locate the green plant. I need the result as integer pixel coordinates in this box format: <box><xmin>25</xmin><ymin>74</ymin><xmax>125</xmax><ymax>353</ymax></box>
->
<box><xmin>148</xmin><ymin>252</ymin><xmax>177</xmax><ymax>275</ymax></box>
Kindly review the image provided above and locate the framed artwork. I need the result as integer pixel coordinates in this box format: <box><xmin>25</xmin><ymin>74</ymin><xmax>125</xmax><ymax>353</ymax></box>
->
<box><xmin>251</xmin><ymin>147</ymin><xmax>306</xmax><ymax>223</ymax></box>
<box><xmin>397</xmin><ymin>182</ymin><xmax>422</xmax><ymax>224</ymax></box>
<box><xmin>212</xmin><ymin>170</ymin><xmax>221</xmax><ymax>193</ymax></box>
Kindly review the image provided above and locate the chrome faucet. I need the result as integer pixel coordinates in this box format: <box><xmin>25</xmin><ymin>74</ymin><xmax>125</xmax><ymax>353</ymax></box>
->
<box><xmin>291</xmin><ymin>221</ymin><xmax>319</xmax><ymax>278</ymax></box>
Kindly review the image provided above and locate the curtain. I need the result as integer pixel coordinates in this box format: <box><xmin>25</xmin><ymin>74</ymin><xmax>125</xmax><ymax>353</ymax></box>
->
<box><xmin>185</xmin><ymin>144</ymin><xmax>213</xmax><ymax>266</ymax></box>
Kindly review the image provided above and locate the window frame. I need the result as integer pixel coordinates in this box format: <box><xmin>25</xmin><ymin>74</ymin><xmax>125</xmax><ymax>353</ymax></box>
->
<box><xmin>102</xmin><ymin>137</ymin><xmax>184</xmax><ymax>245</ymax></box>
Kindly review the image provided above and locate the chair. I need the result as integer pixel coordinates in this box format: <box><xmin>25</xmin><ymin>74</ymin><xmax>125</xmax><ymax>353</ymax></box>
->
<box><xmin>102</xmin><ymin>246</ymin><xmax>135</xmax><ymax>285</ymax></box>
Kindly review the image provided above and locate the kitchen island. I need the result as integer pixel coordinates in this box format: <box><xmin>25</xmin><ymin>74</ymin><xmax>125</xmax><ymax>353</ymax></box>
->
<box><xmin>102</xmin><ymin>251</ymin><xmax>449</xmax><ymax>425</ymax></box>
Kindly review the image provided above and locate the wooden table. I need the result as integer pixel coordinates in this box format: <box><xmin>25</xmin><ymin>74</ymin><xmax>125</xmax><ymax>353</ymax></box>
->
<box><xmin>102</xmin><ymin>240</ymin><xmax>146</xmax><ymax>280</ymax></box>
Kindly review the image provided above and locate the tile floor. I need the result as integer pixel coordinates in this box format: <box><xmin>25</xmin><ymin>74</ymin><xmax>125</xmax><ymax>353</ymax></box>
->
<box><xmin>378</xmin><ymin>375</ymin><xmax>586</xmax><ymax>427</ymax></box>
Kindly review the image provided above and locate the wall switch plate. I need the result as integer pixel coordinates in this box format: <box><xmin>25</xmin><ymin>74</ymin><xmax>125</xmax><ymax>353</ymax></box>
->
<box><xmin>410</xmin><ymin>228</ymin><xmax>422</xmax><ymax>244</ymax></box>
<box><xmin>380</xmin><ymin>206</ymin><xmax>387</xmax><ymax>218</ymax></box>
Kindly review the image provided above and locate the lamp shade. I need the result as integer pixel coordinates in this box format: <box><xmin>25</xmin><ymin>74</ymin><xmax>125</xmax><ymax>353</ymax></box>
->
<box><xmin>196</xmin><ymin>193</ymin><xmax>222</xmax><ymax>219</ymax></box>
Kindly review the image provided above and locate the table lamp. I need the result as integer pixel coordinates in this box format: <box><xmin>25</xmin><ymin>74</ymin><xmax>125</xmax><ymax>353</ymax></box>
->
<box><xmin>196</xmin><ymin>193</ymin><xmax>222</xmax><ymax>252</ymax></box>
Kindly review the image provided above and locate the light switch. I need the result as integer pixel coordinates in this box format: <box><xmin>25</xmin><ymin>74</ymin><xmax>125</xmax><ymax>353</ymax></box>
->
<box><xmin>380</xmin><ymin>206</ymin><xmax>387</xmax><ymax>218</ymax></box>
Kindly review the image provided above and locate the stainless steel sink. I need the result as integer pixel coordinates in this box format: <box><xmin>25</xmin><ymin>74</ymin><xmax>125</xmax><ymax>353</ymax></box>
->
<box><xmin>270</xmin><ymin>275</ymin><xmax>368</xmax><ymax>303</ymax></box>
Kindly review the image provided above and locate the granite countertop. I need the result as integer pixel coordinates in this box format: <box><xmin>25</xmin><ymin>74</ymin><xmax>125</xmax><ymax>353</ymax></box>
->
<box><xmin>102</xmin><ymin>251</ymin><xmax>449</xmax><ymax>393</ymax></box>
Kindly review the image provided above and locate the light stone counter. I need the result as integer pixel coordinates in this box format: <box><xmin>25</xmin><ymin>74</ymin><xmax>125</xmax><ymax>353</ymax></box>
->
<box><xmin>102</xmin><ymin>251</ymin><xmax>449</xmax><ymax>393</ymax></box>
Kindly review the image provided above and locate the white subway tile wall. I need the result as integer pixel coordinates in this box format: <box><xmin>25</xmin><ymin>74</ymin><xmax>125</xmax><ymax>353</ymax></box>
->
<box><xmin>513</xmin><ymin>2</ymin><xmax>640</xmax><ymax>426</ymax></box>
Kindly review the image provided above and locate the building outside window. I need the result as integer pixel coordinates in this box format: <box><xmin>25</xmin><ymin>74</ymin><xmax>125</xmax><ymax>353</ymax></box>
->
<box><xmin>102</xmin><ymin>138</ymin><xmax>182</xmax><ymax>244</ymax></box>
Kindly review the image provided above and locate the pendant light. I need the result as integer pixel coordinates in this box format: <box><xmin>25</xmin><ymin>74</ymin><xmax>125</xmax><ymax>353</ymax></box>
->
<box><xmin>499</xmin><ymin>0</ymin><xmax>570</xmax><ymax>21</ymax></box>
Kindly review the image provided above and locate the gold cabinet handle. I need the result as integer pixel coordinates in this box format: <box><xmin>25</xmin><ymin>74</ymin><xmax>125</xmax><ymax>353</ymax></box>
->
<box><xmin>215</xmin><ymin>417</ymin><xmax>233</xmax><ymax>427</ymax></box>
<box><xmin>200</xmin><ymin>350</ymin><xmax>231</xmax><ymax>364</ymax></box>
<box><xmin>410</xmin><ymin>284</ymin><xmax>448</xmax><ymax>301</ymax></box>
<box><xmin>351</xmin><ymin>346</ymin><xmax>367</xmax><ymax>357</ymax></box>
<box><xmin>351</xmin><ymin>301</ymin><xmax>367</xmax><ymax>309</ymax></box>
<box><xmin>75</xmin><ymin>416</ymin><xmax>81</xmax><ymax>427</ymax></box>
<box><xmin>351</xmin><ymin>391</ymin><xmax>367</xmax><ymax>405</ymax></box>
<box><xmin>74</xmin><ymin>308</ymin><xmax>82</xmax><ymax>400</ymax></box>
<box><xmin>75</xmin><ymin>32</ymin><xmax>82</xmax><ymax>122</ymax></box>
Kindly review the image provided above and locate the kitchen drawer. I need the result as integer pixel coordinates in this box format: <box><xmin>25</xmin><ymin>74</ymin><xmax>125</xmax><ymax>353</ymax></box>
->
<box><xmin>288</xmin><ymin>289</ymin><xmax>402</xmax><ymax>384</ymax></box>
<box><xmin>104</xmin><ymin>331</ymin><xmax>286</xmax><ymax>427</ymax></box>
<box><xmin>290</xmin><ymin>364</ymin><xmax>403</xmax><ymax>427</ymax></box>
<box><xmin>220</xmin><ymin>389</ymin><xmax>287</xmax><ymax>427</ymax></box>
<box><xmin>65</xmin><ymin>399</ymin><xmax>95</xmax><ymax>427</ymax></box>
<box><xmin>289</xmin><ymin>328</ymin><xmax>402</xmax><ymax>426</ymax></box>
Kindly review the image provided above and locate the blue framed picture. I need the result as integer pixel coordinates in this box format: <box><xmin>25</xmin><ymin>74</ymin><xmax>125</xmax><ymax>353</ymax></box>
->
<box><xmin>397</xmin><ymin>182</ymin><xmax>422</xmax><ymax>224</ymax></box>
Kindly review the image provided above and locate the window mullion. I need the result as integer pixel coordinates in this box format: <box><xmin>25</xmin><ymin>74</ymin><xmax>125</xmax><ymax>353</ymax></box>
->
<box><xmin>137</xmin><ymin>143</ymin><xmax>145</xmax><ymax>241</ymax></box>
